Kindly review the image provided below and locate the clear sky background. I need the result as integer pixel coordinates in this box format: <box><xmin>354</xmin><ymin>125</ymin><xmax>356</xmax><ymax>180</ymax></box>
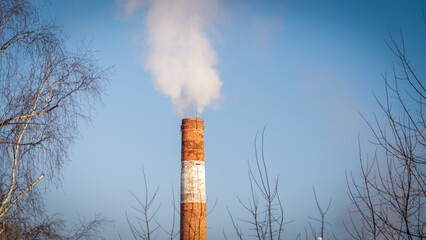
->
<box><xmin>39</xmin><ymin>0</ymin><xmax>426</xmax><ymax>239</ymax></box>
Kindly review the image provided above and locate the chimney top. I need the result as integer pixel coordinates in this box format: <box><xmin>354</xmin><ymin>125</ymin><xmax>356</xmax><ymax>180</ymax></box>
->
<box><xmin>181</xmin><ymin>118</ymin><xmax>204</xmax><ymax>130</ymax></box>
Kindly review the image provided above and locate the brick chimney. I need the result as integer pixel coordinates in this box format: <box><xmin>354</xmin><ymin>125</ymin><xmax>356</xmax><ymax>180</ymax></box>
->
<box><xmin>180</xmin><ymin>118</ymin><xmax>207</xmax><ymax>240</ymax></box>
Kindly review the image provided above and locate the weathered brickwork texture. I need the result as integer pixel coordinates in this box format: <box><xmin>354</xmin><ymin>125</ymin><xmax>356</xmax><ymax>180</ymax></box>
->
<box><xmin>181</xmin><ymin>118</ymin><xmax>207</xmax><ymax>240</ymax></box>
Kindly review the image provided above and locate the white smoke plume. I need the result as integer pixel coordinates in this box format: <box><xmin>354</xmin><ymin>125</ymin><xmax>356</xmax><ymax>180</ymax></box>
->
<box><xmin>116</xmin><ymin>0</ymin><xmax>223</xmax><ymax>116</ymax></box>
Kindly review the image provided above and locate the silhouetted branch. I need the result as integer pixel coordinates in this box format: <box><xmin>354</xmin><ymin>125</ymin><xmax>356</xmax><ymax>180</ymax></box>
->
<box><xmin>346</xmin><ymin>17</ymin><xmax>426</xmax><ymax>239</ymax></box>
<box><xmin>228</xmin><ymin>127</ymin><xmax>287</xmax><ymax>239</ymax></box>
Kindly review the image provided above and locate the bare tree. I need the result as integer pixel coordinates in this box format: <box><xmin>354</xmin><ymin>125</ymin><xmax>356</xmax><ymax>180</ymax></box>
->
<box><xmin>308</xmin><ymin>187</ymin><xmax>332</xmax><ymax>240</ymax></box>
<box><xmin>345</xmin><ymin>13</ymin><xmax>426</xmax><ymax>240</ymax></box>
<box><xmin>0</xmin><ymin>213</ymin><xmax>110</xmax><ymax>240</ymax></box>
<box><xmin>0</xmin><ymin>0</ymin><xmax>109</xmax><ymax>236</ymax></box>
<box><xmin>123</xmin><ymin>166</ymin><xmax>179</xmax><ymax>240</ymax></box>
<box><xmin>64</xmin><ymin>214</ymin><xmax>111</xmax><ymax>240</ymax></box>
<box><xmin>0</xmin><ymin>213</ymin><xmax>65</xmax><ymax>239</ymax></box>
<box><xmin>125</xmin><ymin>166</ymin><xmax>161</xmax><ymax>240</ymax></box>
<box><xmin>226</xmin><ymin>127</ymin><xmax>287</xmax><ymax>240</ymax></box>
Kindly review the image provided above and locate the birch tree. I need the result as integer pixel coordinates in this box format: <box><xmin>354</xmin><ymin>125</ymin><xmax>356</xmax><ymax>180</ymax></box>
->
<box><xmin>0</xmin><ymin>0</ymin><xmax>109</xmax><ymax>235</ymax></box>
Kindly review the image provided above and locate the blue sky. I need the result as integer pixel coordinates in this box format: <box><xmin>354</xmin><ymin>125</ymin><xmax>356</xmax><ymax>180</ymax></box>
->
<box><xmin>40</xmin><ymin>0</ymin><xmax>426</xmax><ymax>239</ymax></box>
